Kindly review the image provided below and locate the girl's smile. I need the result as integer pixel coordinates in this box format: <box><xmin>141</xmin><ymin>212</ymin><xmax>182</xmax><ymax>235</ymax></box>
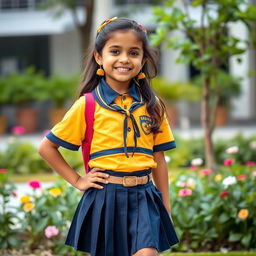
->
<box><xmin>94</xmin><ymin>30</ymin><xmax>145</xmax><ymax>93</ymax></box>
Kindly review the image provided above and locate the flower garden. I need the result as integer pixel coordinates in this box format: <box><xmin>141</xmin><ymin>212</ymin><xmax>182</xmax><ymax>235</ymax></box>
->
<box><xmin>0</xmin><ymin>130</ymin><xmax>256</xmax><ymax>256</ymax></box>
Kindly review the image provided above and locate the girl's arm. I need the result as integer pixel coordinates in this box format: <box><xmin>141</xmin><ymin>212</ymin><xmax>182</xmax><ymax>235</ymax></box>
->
<box><xmin>38</xmin><ymin>137</ymin><xmax>108</xmax><ymax>190</ymax></box>
<box><xmin>152</xmin><ymin>151</ymin><xmax>171</xmax><ymax>214</ymax></box>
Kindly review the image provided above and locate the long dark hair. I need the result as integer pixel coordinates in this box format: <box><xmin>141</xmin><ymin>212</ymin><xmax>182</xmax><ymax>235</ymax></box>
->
<box><xmin>78</xmin><ymin>17</ymin><xmax>166</xmax><ymax>133</ymax></box>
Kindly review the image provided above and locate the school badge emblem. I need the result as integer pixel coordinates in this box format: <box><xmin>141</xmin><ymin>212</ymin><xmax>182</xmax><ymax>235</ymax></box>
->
<box><xmin>139</xmin><ymin>115</ymin><xmax>152</xmax><ymax>135</ymax></box>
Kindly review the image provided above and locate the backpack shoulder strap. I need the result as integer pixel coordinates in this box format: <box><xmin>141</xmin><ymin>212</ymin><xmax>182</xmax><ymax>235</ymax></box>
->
<box><xmin>82</xmin><ymin>92</ymin><xmax>95</xmax><ymax>174</ymax></box>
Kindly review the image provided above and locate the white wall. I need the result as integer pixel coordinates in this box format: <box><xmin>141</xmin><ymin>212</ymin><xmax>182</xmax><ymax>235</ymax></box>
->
<box><xmin>93</xmin><ymin>0</ymin><xmax>114</xmax><ymax>34</ymax></box>
<box><xmin>50</xmin><ymin>29</ymin><xmax>82</xmax><ymax>75</ymax></box>
<box><xmin>229</xmin><ymin>22</ymin><xmax>252</xmax><ymax>119</ymax></box>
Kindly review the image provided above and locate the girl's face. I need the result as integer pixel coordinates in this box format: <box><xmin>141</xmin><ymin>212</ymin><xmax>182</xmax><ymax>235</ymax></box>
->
<box><xmin>94</xmin><ymin>30</ymin><xmax>145</xmax><ymax>90</ymax></box>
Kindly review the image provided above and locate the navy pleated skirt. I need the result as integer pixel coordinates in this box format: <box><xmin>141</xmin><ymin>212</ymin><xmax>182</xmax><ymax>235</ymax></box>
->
<box><xmin>65</xmin><ymin>169</ymin><xmax>179</xmax><ymax>256</ymax></box>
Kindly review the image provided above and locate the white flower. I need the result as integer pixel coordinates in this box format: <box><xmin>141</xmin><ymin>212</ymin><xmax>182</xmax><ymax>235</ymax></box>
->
<box><xmin>7</xmin><ymin>136</ymin><xmax>16</xmax><ymax>144</ymax></box>
<box><xmin>250</xmin><ymin>141</ymin><xmax>256</xmax><ymax>149</ymax></box>
<box><xmin>187</xmin><ymin>177</ymin><xmax>196</xmax><ymax>184</ymax></box>
<box><xmin>220</xmin><ymin>247</ymin><xmax>229</xmax><ymax>253</ymax></box>
<box><xmin>222</xmin><ymin>176</ymin><xmax>237</xmax><ymax>188</ymax></box>
<box><xmin>175</xmin><ymin>175</ymin><xmax>188</xmax><ymax>187</ymax></box>
<box><xmin>191</xmin><ymin>158</ymin><xmax>203</xmax><ymax>166</ymax></box>
<box><xmin>225</xmin><ymin>146</ymin><xmax>239</xmax><ymax>154</ymax></box>
<box><xmin>176</xmin><ymin>181</ymin><xmax>185</xmax><ymax>187</ymax></box>
<box><xmin>165</xmin><ymin>156</ymin><xmax>171</xmax><ymax>163</ymax></box>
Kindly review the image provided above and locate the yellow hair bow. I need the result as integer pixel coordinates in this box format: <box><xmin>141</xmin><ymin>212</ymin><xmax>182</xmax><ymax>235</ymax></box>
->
<box><xmin>97</xmin><ymin>17</ymin><xmax>118</xmax><ymax>33</ymax></box>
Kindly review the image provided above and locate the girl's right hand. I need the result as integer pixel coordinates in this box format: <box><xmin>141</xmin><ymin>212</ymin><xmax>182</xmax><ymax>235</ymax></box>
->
<box><xmin>74</xmin><ymin>167</ymin><xmax>109</xmax><ymax>191</ymax></box>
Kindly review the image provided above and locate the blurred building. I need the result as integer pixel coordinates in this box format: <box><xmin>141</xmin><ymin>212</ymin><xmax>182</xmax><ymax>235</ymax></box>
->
<box><xmin>0</xmin><ymin>0</ymin><xmax>255</xmax><ymax>127</ymax></box>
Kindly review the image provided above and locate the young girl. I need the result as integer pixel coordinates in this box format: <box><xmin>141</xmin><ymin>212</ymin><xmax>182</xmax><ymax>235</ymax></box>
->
<box><xmin>38</xmin><ymin>17</ymin><xmax>179</xmax><ymax>256</ymax></box>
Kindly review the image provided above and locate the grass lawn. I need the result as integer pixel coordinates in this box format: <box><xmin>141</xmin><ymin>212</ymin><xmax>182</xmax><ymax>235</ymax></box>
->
<box><xmin>11</xmin><ymin>173</ymin><xmax>58</xmax><ymax>183</ymax></box>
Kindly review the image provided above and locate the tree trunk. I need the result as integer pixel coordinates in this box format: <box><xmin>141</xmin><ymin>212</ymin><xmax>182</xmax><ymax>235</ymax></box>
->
<box><xmin>201</xmin><ymin>77</ymin><xmax>216</xmax><ymax>171</ymax></box>
<box><xmin>78</xmin><ymin>0</ymin><xmax>94</xmax><ymax>56</ymax></box>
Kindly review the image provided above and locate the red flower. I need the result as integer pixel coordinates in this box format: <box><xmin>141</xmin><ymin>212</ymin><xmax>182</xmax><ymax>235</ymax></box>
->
<box><xmin>190</xmin><ymin>166</ymin><xmax>198</xmax><ymax>171</ymax></box>
<box><xmin>237</xmin><ymin>174</ymin><xmax>246</xmax><ymax>180</ymax></box>
<box><xmin>0</xmin><ymin>169</ymin><xmax>7</xmax><ymax>173</ymax></box>
<box><xmin>28</xmin><ymin>180</ymin><xmax>42</xmax><ymax>189</ymax></box>
<box><xmin>220</xmin><ymin>191</ymin><xmax>229</xmax><ymax>197</ymax></box>
<box><xmin>246</xmin><ymin>161</ymin><xmax>255</xmax><ymax>166</ymax></box>
<box><xmin>200</xmin><ymin>169</ymin><xmax>212</xmax><ymax>175</ymax></box>
<box><xmin>224</xmin><ymin>159</ymin><xmax>233</xmax><ymax>166</ymax></box>
<box><xmin>11</xmin><ymin>126</ymin><xmax>25</xmax><ymax>135</ymax></box>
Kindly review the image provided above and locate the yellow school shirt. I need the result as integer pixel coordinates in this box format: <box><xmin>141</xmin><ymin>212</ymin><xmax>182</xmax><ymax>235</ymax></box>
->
<box><xmin>46</xmin><ymin>79</ymin><xmax>176</xmax><ymax>172</ymax></box>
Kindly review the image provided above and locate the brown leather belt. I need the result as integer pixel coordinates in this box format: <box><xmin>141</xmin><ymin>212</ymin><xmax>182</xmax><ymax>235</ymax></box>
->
<box><xmin>107</xmin><ymin>173</ymin><xmax>152</xmax><ymax>187</ymax></box>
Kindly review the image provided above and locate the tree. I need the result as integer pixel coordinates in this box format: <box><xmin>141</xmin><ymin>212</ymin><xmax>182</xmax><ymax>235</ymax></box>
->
<box><xmin>151</xmin><ymin>0</ymin><xmax>256</xmax><ymax>171</ymax></box>
<box><xmin>40</xmin><ymin>0</ymin><xmax>94</xmax><ymax>56</ymax></box>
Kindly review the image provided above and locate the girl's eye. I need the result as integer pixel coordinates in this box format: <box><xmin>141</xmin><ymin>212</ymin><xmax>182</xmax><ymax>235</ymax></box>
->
<box><xmin>110</xmin><ymin>50</ymin><xmax>119</xmax><ymax>55</ymax></box>
<box><xmin>130</xmin><ymin>51</ymin><xmax>139</xmax><ymax>56</ymax></box>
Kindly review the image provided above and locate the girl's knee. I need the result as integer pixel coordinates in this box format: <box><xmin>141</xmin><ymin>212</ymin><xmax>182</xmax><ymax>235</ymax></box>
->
<box><xmin>132</xmin><ymin>247</ymin><xmax>158</xmax><ymax>256</ymax></box>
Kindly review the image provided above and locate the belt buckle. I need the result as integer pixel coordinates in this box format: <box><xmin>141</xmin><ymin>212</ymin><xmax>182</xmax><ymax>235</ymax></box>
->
<box><xmin>122</xmin><ymin>176</ymin><xmax>138</xmax><ymax>187</ymax></box>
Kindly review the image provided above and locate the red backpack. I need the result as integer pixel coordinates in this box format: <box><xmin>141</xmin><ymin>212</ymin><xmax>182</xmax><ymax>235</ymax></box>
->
<box><xmin>81</xmin><ymin>92</ymin><xmax>95</xmax><ymax>174</ymax></box>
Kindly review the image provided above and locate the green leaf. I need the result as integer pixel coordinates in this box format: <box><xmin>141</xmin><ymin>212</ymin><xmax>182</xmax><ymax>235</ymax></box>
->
<box><xmin>219</xmin><ymin>212</ymin><xmax>230</xmax><ymax>223</ymax></box>
<box><xmin>7</xmin><ymin>236</ymin><xmax>20</xmax><ymax>247</ymax></box>
<box><xmin>34</xmin><ymin>217</ymin><xmax>49</xmax><ymax>232</ymax></box>
<box><xmin>241</xmin><ymin>233</ymin><xmax>252</xmax><ymax>247</ymax></box>
<box><xmin>200</xmin><ymin>203</ymin><xmax>210</xmax><ymax>211</ymax></box>
<box><xmin>191</xmin><ymin>0</ymin><xmax>204</xmax><ymax>7</ymax></box>
<box><xmin>229</xmin><ymin>233</ymin><xmax>242</xmax><ymax>242</ymax></box>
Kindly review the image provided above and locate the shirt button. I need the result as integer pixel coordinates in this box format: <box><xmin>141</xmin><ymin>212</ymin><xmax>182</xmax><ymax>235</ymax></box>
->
<box><xmin>124</xmin><ymin>105</ymin><xmax>127</xmax><ymax>109</ymax></box>
<box><xmin>127</xmin><ymin>127</ymin><xmax>131</xmax><ymax>132</ymax></box>
<box><xmin>122</xmin><ymin>96</ymin><xmax>126</xmax><ymax>100</ymax></box>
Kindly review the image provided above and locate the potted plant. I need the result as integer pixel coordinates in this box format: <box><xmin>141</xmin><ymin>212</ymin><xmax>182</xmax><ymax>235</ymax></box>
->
<box><xmin>0</xmin><ymin>78</ymin><xmax>8</xmax><ymax>135</ymax></box>
<box><xmin>40</xmin><ymin>73</ymin><xmax>79</xmax><ymax>126</ymax></box>
<box><xmin>193</xmin><ymin>71</ymin><xmax>241</xmax><ymax>126</ymax></box>
<box><xmin>151</xmin><ymin>76</ymin><xmax>201</xmax><ymax>127</ymax></box>
<box><xmin>1</xmin><ymin>67</ymin><xmax>46</xmax><ymax>133</ymax></box>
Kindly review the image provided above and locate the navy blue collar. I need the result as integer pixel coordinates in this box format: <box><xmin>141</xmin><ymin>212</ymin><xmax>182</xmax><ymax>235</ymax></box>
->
<box><xmin>100</xmin><ymin>78</ymin><xmax>141</xmax><ymax>105</ymax></box>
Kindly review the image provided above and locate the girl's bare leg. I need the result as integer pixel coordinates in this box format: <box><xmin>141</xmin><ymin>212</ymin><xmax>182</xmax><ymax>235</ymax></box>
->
<box><xmin>132</xmin><ymin>247</ymin><xmax>158</xmax><ymax>256</ymax></box>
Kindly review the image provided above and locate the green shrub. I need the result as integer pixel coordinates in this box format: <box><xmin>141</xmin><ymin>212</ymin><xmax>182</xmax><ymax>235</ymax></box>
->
<box><xmin>17</xmin><ymin>178</ymin><xmax>84</xmax><ymax>255</ymax></box>
<box><xmin>166</xmin><ymin>134</ymin><xmax>256</xmax><ymax>168</ymax></box>
<box><xmin>0</xmin><ymin>136</ymin><xmax>83</xmax><ymax>175</ymax></box>
<box><xmin>169</xmin><ymin>163</ymin><xmax>256</xmax><ymax>251</ymax></box>
<box><xmin>0</xmin><ymin>169</ymin><xmax>22</xmax><ymax>249</ymax></box>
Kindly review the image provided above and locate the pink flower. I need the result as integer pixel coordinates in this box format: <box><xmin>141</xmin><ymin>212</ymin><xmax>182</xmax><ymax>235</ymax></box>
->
<box><xmin>43</xmin><ymin>129</ymin><xmax>50</xmax><ymax>136</ymax></box>
<box><xmin>252</xmin><ymin>171</ymin><xmax>256</xmax><ymax>177</ymax></box>
<box><xmin>190</xmin><ymin>166</ymin><xmax>198</xmax><ymax>171</ymax></box>
<box><xmin>12</xmin><ymin>191</ymin><xmax>18</xmax><ymax>197</ymax></box>
<box><xmin>44</xmin><ymin>226</ymin><xmax>59</xmax><ymax>239</ymax></box>
<box><xmin>224</xmin><ymin>159</ymin><xmax>233</xmax><ymax>166</ymax></box>
<box><xmin>0</xmin><ymin>169</ymin><xmax>7</xmax><ymax>173</ymax></box>
<box><xmin>200</xmin><ymin>169</ymin><xmax>212</xmax><ymax>175</ymax></box>
<box><xmin>246</xmin><ymin>161</ymin><xmax>255</xmax><ymax>166</ymax></box>
<box><xmin>28</xmin><ymin>180</ymin><xmax>41</xmax><ymax>189</ymax></box>
<box><xmin>180</xmin><ymin>182</ymin><xmax>190</xmax><ymax>187</ymax></box>
<box><xmin>220</xmin><ymin>191</ymin><xmax>229</xmax><ymax>198</ymax></box>
<box><xmin>11</xmin><ymin>126</ymin><xmax>25</xmax><ymax>135</ymax></box>
<box><xmin>237</xmin><ymin>174</ymin><xmax>246</xmax><ymax>181</ymax></box>
<box><xmin>178</xmin><ymin>188</ymin><xmax>192</xmax><ymax>197</ymax></box>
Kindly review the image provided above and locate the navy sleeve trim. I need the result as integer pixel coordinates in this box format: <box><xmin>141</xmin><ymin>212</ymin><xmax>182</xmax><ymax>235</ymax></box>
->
<box><xmin>46</xmin><ymin>131</ymin><xmax>80</xmax><ymax>151</ymax></box>
<box><xmin>153</xmin><ymin>141</ymin><xmax>176</xmax><ymax>152</ymax></box>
